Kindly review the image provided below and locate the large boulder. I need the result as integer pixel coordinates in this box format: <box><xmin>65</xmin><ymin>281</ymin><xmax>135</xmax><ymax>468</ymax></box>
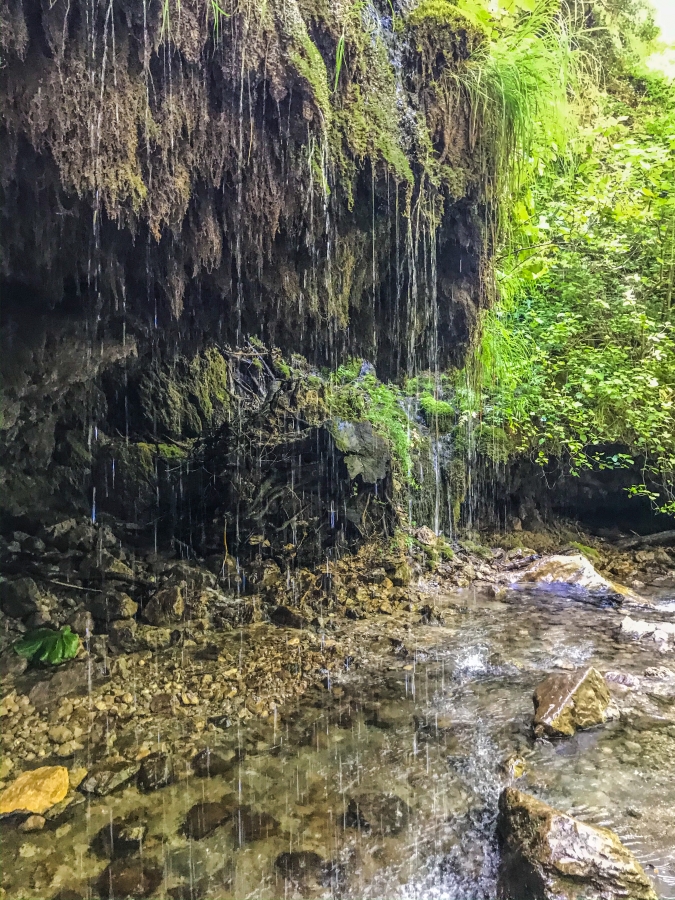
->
<box><xmin>0</xmin><ymin>577</ymin><xmax>44</xmax><ymax>618</ymax></box>
<box><xmin>510</xmin><ymin>554</ymin><xmax>634</xmax><ymax>606</ymax></box>
<box><xmin>90</xmin><ymin>589</ymin><xmax>138</xmax><ymax>623</ymax></box>
<box><xmin>143</xmin><ymin>585</ymin><xmax>184</xmax><ymax>626</ymax></box>
<box><xmin>533</xmin><ymin>667</ymin><xmax>610</xmax><ymax>738</ymax></box>
<box><xmin>0</xmin><ymin>766</ymin><xmax>70</xmax><ymax>815</ymax></box>
<box><xmin>497</xmin><ymin>788</ymin><xmax>657</xmax><ymax>900</ymax></box>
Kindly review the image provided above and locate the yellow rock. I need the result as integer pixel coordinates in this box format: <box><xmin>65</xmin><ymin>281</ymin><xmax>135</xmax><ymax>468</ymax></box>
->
<box><xmin>68</xmin><ymin>767</ymin><xmax>88</xmax><ymax>790</ymax></box>
<box><xmin>0</xmin><ymin>766</ymin><xmax>69</xmax><ymax>815</ymax></box>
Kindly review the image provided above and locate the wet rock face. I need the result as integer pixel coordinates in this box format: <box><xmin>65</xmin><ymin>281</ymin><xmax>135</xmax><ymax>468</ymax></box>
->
<box><xmin>533</xmin><ymin>668</ymin><xmax>610</xmax><ymax>738</ymax></box>
<box><xmin>497</xmin><ymin>788</ymin><xmax>658</xmax><ymax>900</ymax></box>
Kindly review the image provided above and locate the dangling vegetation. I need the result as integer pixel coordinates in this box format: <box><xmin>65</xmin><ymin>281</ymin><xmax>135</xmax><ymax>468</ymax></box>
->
<box><xmin>457</xmin><ymin>2</ymin><xmax>675</xmax><ymax>516</ymax></box>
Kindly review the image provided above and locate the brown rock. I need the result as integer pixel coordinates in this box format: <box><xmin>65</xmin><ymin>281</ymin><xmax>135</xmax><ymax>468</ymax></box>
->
<box><xmin>497</xmin><ymin>788</ymin><xmax>657</xmax><ymax>900</ymax></box>
<box><xmin>183</xmin><ymin>800</ymin><xmax>233</xmax><ymax>840</ymax></box>
<box><xmin>143</xmin><ymin>585</ymin><xmax>184</xmax><ymax>625</ymax></box>
<box><xmin>0</xmin><ymin>766</ymin><xmax>69</xmax><ymax>815</ymax></box>
<box><xmin>90</xmin><ymin>590</ymin><xmax>138</xmax><ymax>622</ymax></box>
<box><xmin>533</xmin><ymin>667</ymin><xmax>610</xmax><ymax>738</ymax></box>
<box><xmin>231</xmin><ymin>806</ymin><xmax>280</xmax><ymax>844</ymax></box>
<box><xmin>79</xmin><ymin>759</ymin><xmax>140</xmax><ymax>796</ymax></box>
<box><xmin>96</xmin><ymin>858</ymin><xmax>163</xmax><ymax>899</ymax></box>
<box><xmin>0</xmin><ymin>577</ymin><xmax>43</xmax><ymax>618</ymax></box>
<box><xmin>107</xmin><ymin>617</ymin><xmax>138</xmax><ymax>650</ymax></box>
<box><xmin>18</xmin><ymin>814</ymin><xmax>46</xmax><ymax>832</ymax></box>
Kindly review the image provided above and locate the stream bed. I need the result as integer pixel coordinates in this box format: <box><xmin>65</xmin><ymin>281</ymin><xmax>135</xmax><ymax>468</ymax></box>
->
<box><xmin>2</xmin><ymin>586</ymin><xmax>675</xmax><ymax>900</ymax></box>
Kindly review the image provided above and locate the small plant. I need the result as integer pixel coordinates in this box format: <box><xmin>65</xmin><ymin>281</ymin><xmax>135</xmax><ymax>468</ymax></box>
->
<box><xmin>14</xmin><ymin>626</ymin><xmax>80</xmax><ymax>666</ymax></box>
<box><xmin>334</xmin><ymin>32</ymin><xmax>345</xmax><ymax>93</ymax></box>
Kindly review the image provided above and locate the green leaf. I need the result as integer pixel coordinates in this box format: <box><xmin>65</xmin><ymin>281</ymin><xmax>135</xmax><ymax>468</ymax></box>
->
<box><xmin>14</xmin><ymin>626</ymin><xmax>80</xmax><ymax>666</ymax></box>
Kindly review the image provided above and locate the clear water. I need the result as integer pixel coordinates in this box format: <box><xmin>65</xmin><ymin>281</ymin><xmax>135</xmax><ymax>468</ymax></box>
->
<box><xmin>3</xmin><ymin>586</ymin><xmax>675</xmax><ymax>899</ymax></box>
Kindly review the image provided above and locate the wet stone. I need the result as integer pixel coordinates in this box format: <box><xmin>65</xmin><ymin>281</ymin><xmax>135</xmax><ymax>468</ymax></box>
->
<box><xmin>29</xmin><ymin>661</ymin><xmax>97</xmax><ymax>711</ymax></box>
<box><xmin>143</xmin><ymin>585</ymin><xmax>184</xmax><ymax>626</ymax></box>
<box><xmin>0</xmin><ymin>576</ymin><xmax>43</xmax><ymax>618</ymax></box>
<box><xmin>345</xmin><ymin>793</ymin><xmax>411</xmax><ymax>836</ymax></box>
<box><xmin>0</xmin><ymin>766</ymin><xmax>69</xmax><ymax>815</ymax></box>
<box><xmin>192</xmin><ymin>747</ymin><xmax>236</xmax><ymax>777</ymax></box>
<box><xmin>0</xmin><ymin>652</ymin><xmax>28</xmax><ymax>677</ymax></box>
<box><xmin>533</xmin><ymin>667</ymin><xmax>610</xmax><ymax>738</ymax></box>
<box><xmin>183</xmin><ymin>800</ymin><xmax>233</xmax><ymax>840</ymax></box>
<box><xmin>95</xmin><ymin>858</ymin><xmax>163</xmax><ymax>899</ymax></box>
<box><xmin>269</xmin><ymin>605</ymin><xmax>307</xmax><ymax>629</ymax></box>
<box><xmin>92</xmin><ymin>815</ymin><xmax>147</xmax><ymax>859</ymax></box>
<box><xmin>90</xmin><ymin>590</ymin><xmax>138</xmax><ymax>622</ymax></box>
<box><xmin>275</xmin><ymin>850</ymin><xmax>326</xmax><ymax>880</ymax></box>
<box><xmin>231</xmin><ymin>806</ymin><xmax>280</xmax><ymax>844</ymax></box>
<box><xmin>137</xmin><ymin>753</ymin><xmax>174</xmax><ymax>792</ymax></box>
<box><xmin>79</xmin><ymin>759</ymin><xmax>140</xmax><ymax>796</ymax></box>
<box><xmin>497</xmin><ymin>787</ymin><xmax>658</xmax><ymax>900</ymax></box>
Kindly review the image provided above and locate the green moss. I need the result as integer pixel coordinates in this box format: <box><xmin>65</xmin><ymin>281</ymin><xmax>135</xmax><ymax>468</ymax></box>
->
<box><xmin>419</xmin><ymin>394</ymin><xmax>454</xmax><ymax>431</ymax></box>
<box><xmin>459</xmin><ymin>538</ymin><xmax>492</xmax><ymax>560</ymax></box>
<box><xmin>439</xmin><ymin>542</ymin><xmax>454</xmax><ymax>560</ymax></box>
<box><xmin>407</xmin><ymin>0</ymin><xmax>487</xmax><ymax>44</ymax></box>
<box><xmin>475</xmin><ymin>424</ymin><xmax>512</xmax><ymax>465</ymax></box>
<box><xmin>569</xmin><ymin>542</ymin><xmax>601</xmax><ymax>564</ymax></box>
<box><xmin>274</xmin><ymin>359</ymin><xmax>292</xmax><ymax>379</ymax></box>
<box><xmin>139</xmin><ymin>348</ymin><xmax>230</xmax><ymax>440</ymax></box>
<box><xmin>325</xmin><ymin>360</ymin><xmax>416</xmax><ymax>486</ymax></box>
<box><xmin>289</xmin><ymin>30</ymin><xmax>332</xmax><ymax>125</ymax></box>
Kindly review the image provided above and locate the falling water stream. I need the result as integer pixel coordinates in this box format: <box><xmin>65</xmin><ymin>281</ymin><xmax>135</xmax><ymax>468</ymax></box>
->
<box><xmin>2</xmin><ymin>586</ymin><xmax>675</xmax><ymax>899</ymax></box>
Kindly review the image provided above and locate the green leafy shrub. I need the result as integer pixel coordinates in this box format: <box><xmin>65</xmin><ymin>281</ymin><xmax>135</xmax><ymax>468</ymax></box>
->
<box><xmin>458</xmin><ymin>70</ymin><xmax>675</xmax><ymax>515</ymax></box>
<box><xmin>14</xmin><ymin>626</ymin><xmax>80</xmax><ymax>666</ymax></box>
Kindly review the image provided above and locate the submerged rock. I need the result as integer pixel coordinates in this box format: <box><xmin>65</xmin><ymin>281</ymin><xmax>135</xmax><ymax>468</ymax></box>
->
<box><xmin>231</xmin><ymin>806</ymin><xmax>280</xmax><ymax>844</ymax></box>
<box><xmin>533</xmin><ymin>667</ymin><xmax>610</xmax><ymax>738</ymax></box>
<box><xmin>621</xmin><ymin>615</ymin><xmax>675</xmax><ymax>645</ymax></box>
<box><xmin>510</xmin><ymin>554</ymin><xmax>634</xmax><ymax>605</ymax></box>
<box><xmin>0</xmin><ymin>766</ymin><xmax>69</xmax><ymax>815</ymax></box>
<box><xmin>137</xmin><ymin>753</ymin><xmax>174</xmax><ymax>792</ymax></box>
<box><xmin>92</xmin><ymin>815</ymin><xmax>147</xmax><ymax>859</ymax></box>
<box><xmin>192</xmin><ymin>747</ymin><xmax>235</xmax><ymax>778</ymax></box>
<box><xmin>497</xmin><ymin>787</ymin><xmax>657</xmax><ymax>900</ymax></box>
<box><xmin>79</xmin><ymin>759</ymin><xmax>140</xmax><ymax>796</ymax></box>
<box><xmin>275</xmin><ymin>850</ymin><xmax>326</xmax><ymax>879</ymax></box>
<box><xmin>183</xmin><ymin>800</ymin><xmax>233</xmax><ymax>840</ymax></box>
<box><xmin>96</xmin><ymin>858</ymin><xmax>163</xmax><ymax>899</ymax></box>
<box><xmin>344</xmin><ymin>792</ymin><xmax>411</xmax><ymax>835</ymax></box>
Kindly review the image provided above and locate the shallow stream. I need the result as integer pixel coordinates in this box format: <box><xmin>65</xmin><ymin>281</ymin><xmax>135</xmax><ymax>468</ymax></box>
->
<box><xmin>3</xmin><ymin>586</ymin><xmax>675</xmax><ymax>899</ymax></box>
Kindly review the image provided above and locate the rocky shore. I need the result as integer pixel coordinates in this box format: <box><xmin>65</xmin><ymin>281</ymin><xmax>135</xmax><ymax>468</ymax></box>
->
<box><xmin>1</xmin><ymin>516</ymin><xmax>674</xmax><ymax>898</ymax></box>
